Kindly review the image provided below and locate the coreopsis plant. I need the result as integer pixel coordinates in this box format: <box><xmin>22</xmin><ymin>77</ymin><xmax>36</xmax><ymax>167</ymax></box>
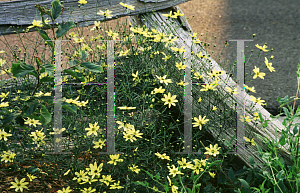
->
<box><xmin>1</xmin><ymin>0</ymin><xmax>299</xmax><ymax>192</ymax></box>
<box><xmin>0</xmin><ymin>0</ymin><xmax>104</xmax><ymax>132</ymax></box>
<box><xmin>10</xmin><ymin>178</ymin><xmax>29</xmax><ymax>192</ymax></box>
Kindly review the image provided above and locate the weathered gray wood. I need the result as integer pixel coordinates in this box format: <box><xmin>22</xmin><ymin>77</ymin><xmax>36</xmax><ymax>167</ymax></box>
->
<box><xmin>129</xmin><ymin>5</ymin><xmax>294</xmax><ymax>170</ymax></box>
<box><xmin>0</xmin><ymin>0</ymin><xmax>190</xmax><ymax>36</ymax></box>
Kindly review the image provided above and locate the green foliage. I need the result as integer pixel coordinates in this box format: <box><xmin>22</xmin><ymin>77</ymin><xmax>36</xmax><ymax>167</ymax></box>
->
<box><xmin>0</xmin><ymin>0</ymin><xmax>103</xmax><ymax>129</ymax></box>
<box><xmin>1</xmin><ymin>0</ymin><xmax>300</xmax><ymax>192</ymax></box>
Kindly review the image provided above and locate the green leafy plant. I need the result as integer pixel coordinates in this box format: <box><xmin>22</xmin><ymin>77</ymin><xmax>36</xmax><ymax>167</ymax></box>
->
<box><xmin>0</xmin><ymin>0</ymin><xmax>103</xmax><ymax>130</ymax></box>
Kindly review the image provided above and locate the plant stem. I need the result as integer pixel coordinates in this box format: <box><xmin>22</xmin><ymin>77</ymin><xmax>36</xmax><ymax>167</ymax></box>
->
<box><xmin>293</xmin><ymin>75</ymin><xmax>300</xmax><ymax>173</ymax></box>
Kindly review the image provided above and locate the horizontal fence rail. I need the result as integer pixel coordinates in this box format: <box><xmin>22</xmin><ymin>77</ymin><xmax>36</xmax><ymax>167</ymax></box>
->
<box><xmin>0</xmin><ymin>0</ymin><xmax>190</xmax><ymax>36</ymax></box>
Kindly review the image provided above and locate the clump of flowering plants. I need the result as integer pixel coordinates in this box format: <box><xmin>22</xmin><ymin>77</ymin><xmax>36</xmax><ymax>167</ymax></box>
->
<box><xmin>1</xmin><ymin>0</ymin><xmax>103</xmax><ymax>128</ymax></box>
<box><xmin>0</xmin><ymin>0</ymin><xmax>299</xmax><ymax>192</ymax></box>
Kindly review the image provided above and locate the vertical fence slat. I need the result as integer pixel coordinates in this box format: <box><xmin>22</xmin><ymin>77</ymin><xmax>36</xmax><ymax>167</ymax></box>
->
<box><xmin>46</xmin><ymin>39</ymin><xmax>71</xmax><ymax>155</ymax></box>
<box><xmin>99</xmin><ymin>40</ymin><xmax>123</xmax><ymax>155</ymax></box>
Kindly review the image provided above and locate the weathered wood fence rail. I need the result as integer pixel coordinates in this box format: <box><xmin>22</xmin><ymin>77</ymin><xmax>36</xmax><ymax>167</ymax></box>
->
<box><xmin>0</xmin><ymin>0</ymin><xmax>189</xmax><ymax>36</ymax></box>
<box><xmin>0</xmin><ymin>0</ymin><xmax>295</xmax><ymax>172</ymax></box>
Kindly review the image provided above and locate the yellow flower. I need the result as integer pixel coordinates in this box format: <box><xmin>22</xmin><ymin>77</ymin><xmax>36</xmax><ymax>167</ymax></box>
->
<box><xmin>132</xmin><ymin>71</ymin><xmax>139</xmax><ymax>81</ymax></box>
<box><xmin>255</xmin><ymin>44</ymin><xmax>269</xmax><ymax>52</ymax></box>
<box><xmin>170</xmin><ymin>46</ymin><xmax>185</xmax><ymax>53</ymax></box>
<box><xmin>64</xmin><ymin>169</ymin><xmax>71</xmax><ymax>176</ymax></box>
<box><xmin>155</xmin><ymin>75</ymin><xmax>173</xmax><ymax>85</ymax></box>
<box><xmin>204</xmin><ymin>144</ymin><xmax>221</xmax><ymax>157</ymax></box>
<box><xmin>177</xmin><ymin>80</ymin><xmax>189</xmax><ymax>86</ymax></box>
<box><xmin>0</xmin><ymin>91</ymin><xmax>9</xmax><ymax>102</ymax></box>
<box><xmin>207</xmin><ymin>69</ymin><xmax>224</xmax><ymax>79</ymax></box>
<box><xmin>1</xmin><ymin>150</ymin><xmax>16</xmax><ymax>163</ymax></box>
<box><xmin>117</xmin><ymin>106</ymin><xmax>136</xmax><ymax>110</ymax></box>
<box><xmin>87</xmin><ymin>161</ymin><xmax>103</xmax><ymax>178</ymax></box>
<box><xmin>72</xmin><ymin>170</ymin><xmax>88</xmax><ymax>183</ymax></box>
<box><xmin>167</xmin><ymin>165</ymin><xmax>184</xmax><ymax>177</ymax></box>
<box><xmin>0</xmin><ymin>129</ymin><xmax>12</xmax><ymax>141</ymax></box>
<box><xmin>173</xmin><ymin>10</ymin><xmax>184</xmax><ymax>18</ymax></box>
<box><xmin>161</xmin><ymin>92</ymin><xmax>178</xmax><ymax>108</ymax></box>
<box><xmin>161</xmin><ymin>35</ymin><xmax>178</xmax><ymax>47</ymax></box>
<box><xmin>10</xmin><ymin>178</ymin><xmax>29</xmax><ymax>192</ymax></box>
<box><xmin>78</xmin><ymin>0</ymin><xmax>87</xmax><ymax>5</ymax></box>
<box><xmin>225</xmin><ymin>87</ymin><xmax>239</xmax><ymax>95</ymax></box>
<box><xmin>171</xmin><ymin>185</ymin><xmax>179</xmax><ymax>193</ymax></box>
<box><xmin>253</xmin><ymin>112</ymin><xmax>260</xmax><ymax>120</ymax></box>
<box><xmin>73</xmin><ymin>36</ymin><xmax>85</xmax><ymax>43</ymax></box>
<box><xmin>243</xmin><ymin>84</ymin><xmax>256</xmax><ymax>93</ymax></box>
<box><xmin>162</xmin><ymin>54</ymin><xmax>172</xmax><ymax>61</ymax></box>
<box><xmin>49</xmin><ymin>128</ymin><xmax>66</xmax><ymax>135</ymax></box>
<box><xmin>155</xmin><ymin>152</ymin><xmax>171</xmax><ymax>161</ymax></box>
<box><xmin>189</xmin><ymin>33</ymin><xmax>197</xmax><ymax>38</ymax></box>
<box><xmin>200</xmin><ymin>83</ymin><xmax>217</xmax><ymax>92</ymax></box>
<box><xmin>244</xmin><ymin>137</ymin><xmax>255</xmax><ymax>146</ymax></box>
<box><xmin>107</xmin><ymin>154</ymin><xmax>124</xmax><ymax>165</ymax></box>
<box><xmin>249</xmin><ymin>95</ymin><xmax>266</xmax><ymax>106</ymax></box>
<box><xmin>177</xmin><ymin>157</ymin><xmax>194</xmax><ymax>169</ymax></box>
<box><xmin>196</xmin><ymin>98</ymin><xmax>201</xmax><ymax>103</ymax></box>
<box><xmin>85</xmin><ymin>122</ymin><xmax>101</xmax><ymax>136</ymax></box>
<box><xmin>209</xmin><ymin>171</ymin><xmax>216</xmax><ymax>178</ymax></box>
<box><xmin>195</xmin><ymin>51</ymin><xmax>209</xmax><ymax>60</ymax></box>
<box><xmin>109</xmin><ymin>180</ymin><xmax>124</xmax><ymax>189</ymax></box>
<box><xmin>175</xmin><ymin>61</ymin><xmax>186</xmax><ymax>70</ymax></box>
<box><xmin>123</xmin><ymin>132</ymin><xmax>136</xmax><ymax>142</ymax></box>
<box><xmin>26</xmin><ymin>173</ymin><xmax>37</xmax><ymax>182</ymax></box>
<box><xmin>192</xmin><ymin>115</ymin><xmax>209</xmax><ymax>130</ymax></box>
<box><xmin>57</xmin><ymin>186</ymin><xmax>72</xmax><ymax>193</ymax></box>
<box><xmin>193</xmin><ymin>71</ymin><xmax>204</xmax><ymax>80</ymax></box>
<box><xmin>129</xmin><ymin>164</ymin><xmax>141</xmax><ymax>174</ymax></box>
<box><xmin>193</xmin><ymin>38</ymin><xmax>201</xmax><ymax>44</ymax></box>
<box><xmin>93</xmin><ymin>139</ymin><xmax>106</xmax><ymax>149</ymax></box>
<box><xmin>105</xmin><ymin>30</ymin><xmax>119</xmax><ymax>40</ymax></box>
<box><xmin>239</xmin><ymin>115</ymin><xmax>251</xmax><ymax>123</ymax></box>
<box><xmin>151</xmin><ymin>86</ymin><xmax>165</xmax><ymax>95</ymax></box>
<box><xmin>99</xmin><ymin>175</ymin><xmax>115</xmax><ymax>186</ymax></box>
<box><xmin>24</xmin><ymin>117</ymin><xmax>42</xmax><ymax>127</ymax></box>
<box><xmin>80</xmin><ymin>177</ymin><xmax>98</xmax><ymax>185</ymax></box>
<box><xmin>97</xmin><ymin>9</ymin><xmax>113</xmax><ymax>18</ymax></box>
<box><xmin>119</xmin><ymin>2</ymin><xmax>135</xmax><ymax>11</ymax></box>
<box><xmin>264</xmin><ymin>57</ymin><xmax>276</xmax><ymax>72</ymax></box>
<box><xmin>162</xmin><ymin>11</ymin><xmax>177</xmax><ymax>19</ymax></box>
<box><xmin>119</xmin><ymin>49</ymin><xmax>130</xmax><ymax>57</ymax></box>
<box><xmin>252</xmin><ymin>66</ymin><xmax>266</xmax><ymax>79</ymax></box>
<box><xmin>27</xmin><ymin>19</ymin><xmax>50</xmax><ymax>29</ymax></box>
<box><xmin>0</xmin><ymin>58</ymin><xmax>6</xmax><ymax>67</ymax></box>
<box><xmin>212</xmin><ymin>105</ymin><xmax>217</xmax><ymax>111</ymax></box>
<box><xmin>81</xmin><ymin>187</ymin><xmax>96</xmax><ymax>193</ymax></box>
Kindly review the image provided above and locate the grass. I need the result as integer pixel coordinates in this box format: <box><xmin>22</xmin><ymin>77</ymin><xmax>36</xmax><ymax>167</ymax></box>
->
<box><xmin>0</xmin><ymin>1</ymin><xmax>299</xmax><ymax>192</ymax></box>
